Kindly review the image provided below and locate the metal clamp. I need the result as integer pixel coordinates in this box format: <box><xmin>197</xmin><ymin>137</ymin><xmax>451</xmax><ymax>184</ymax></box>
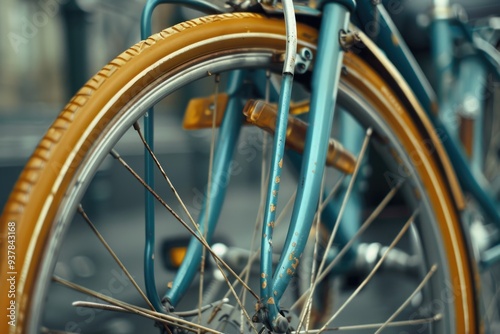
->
<box><xmin>295</xmin><ymin>47</ymin><xmax>313</xmax><ymax>74</ymax></box>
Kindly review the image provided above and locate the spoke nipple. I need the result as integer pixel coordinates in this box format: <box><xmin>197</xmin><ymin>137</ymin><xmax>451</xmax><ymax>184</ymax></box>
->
<box><xmin>110</xmin><ymin>149</ymin><xmax>120</xmax><ymax>159</ymax></box>
<box><xmin>133</xmin><ymin>121</ymin><xmax>141</xmax><ymax>131</ymax></box>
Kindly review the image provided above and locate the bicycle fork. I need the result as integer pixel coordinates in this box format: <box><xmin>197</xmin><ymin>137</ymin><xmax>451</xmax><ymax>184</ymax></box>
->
<box><xmin>256</xmin><ymin>1</ymin><xmax>354</xmax><ymax>332</ymax></box>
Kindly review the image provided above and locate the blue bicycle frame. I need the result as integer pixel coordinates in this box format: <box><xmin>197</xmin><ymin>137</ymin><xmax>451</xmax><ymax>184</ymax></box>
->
<box><xmin>139</xmin><ymin>0</ymin><xmax>500</xmax><ymax>328</ymax></box>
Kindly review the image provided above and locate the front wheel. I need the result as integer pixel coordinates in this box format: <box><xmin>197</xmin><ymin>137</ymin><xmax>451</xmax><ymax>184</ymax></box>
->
<box><xmin>1</xmin><ymin>13</ymin><xmax>477</xmax><ymax>334</ymax></box>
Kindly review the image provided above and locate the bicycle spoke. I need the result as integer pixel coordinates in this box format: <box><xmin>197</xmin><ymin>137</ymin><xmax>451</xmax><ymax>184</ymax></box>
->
<box><xmin>318</xmin><ymin>209</ymin><xmax>420</xmax><ymax>333</ymax></box>
<box><xmin>133</xmin><ymin>122</ymin><xmax>198</xmax><ymax>225</ymax></box>
<box><xmin>73</xmin><ymin>298</ymin><xmax>228</xmax><ymax>316</ymax></box>
<box><xmin>53</xmin><ymin>276</ymin><xmax>223</xmax><ymax>334</ymax></box>
<box><xmin>217</xmin><ymin>187</ymin><xmax>297</xmax><ymax>307</ymax></box>
<box><xmin>77</xmin><ymin>204</ymin><xmax>154</xmax><ymax>311</ymax></box>
<box><xmin>198</xmin><ymin>74</ymin><xmax>221</xmax><ymax>331</ymax></box>
<box><xmin>296</xmin><ymin>175</ymin><xmax>326</xmax><ymax>333</ymax></box>
<box><xmin>208</xmin><ymin>187</ymin><xmax>296</xmax><ymax>327</ymax></box>
<box><xmin>128</xmin><ymin>123</ymin><xmax>260</xmax><ymax>333</ymax></box>
<box><xmin>290</xmin><ymin>179</ymin><xmax>403</xmax><ymax>311</ymax></box>
<box><xmin>234</xmin><ymin>75</ymin><xmax>275</xmax><ymax>326</ymax></box>
<box><xmin>241</xmin><ymin>70</ymin><xmax>272</xmax><ymax>298</ymax></box>
<box><xmin>318</xmin><ymin>175</ymin><xmax>346</xmax><ymax>214</ymax></box>
<box><xmin>204</xmin><ymin>185</ymin><xmax>297</xmax><ymax>330</ymax></box>
<box><xmin>109</xmin><ymin>149</ymin><xmax>259</xmax><ymax>301</ymax></box>
<box><xmin>317</xmin><ymin>128</ymin><xmax>372</xmax><ymax>274</ymax></box>
<box><xmin>133</xmin><ymin>113</ymin><xmax>257</xmax><ymax>315</ymax></box>
<box><xmin>291</xmin><ymin>314</ymin><xmax>442</xmax><ymax>333</ymax></box>
<box><xmin>130</xmin><ymin>78</ymin><xmax>260</xmax><ymax>328</ymax></box>
<box><xmin>299</xmin><ymin>128</ymin><xmax>372</xmax><ymax>319</ymax></box>
<box><xmin>73</xmin><ymin>301</ymin><xmax>134</xmax><ymax>313</ymax></box>
<box><xmin>239</xmin><ymin>126</ymin><xmax>271</xmax><ymax>331</ymax></box>
<box><xmin>130</xmin><ymin>123</ymin><xmax>256</xmax><ymax>332</ymax></box>
<box><xmin>374</xmin><ymin>264</ymin><xmax>438</xmax><ymax>333</ymax></box>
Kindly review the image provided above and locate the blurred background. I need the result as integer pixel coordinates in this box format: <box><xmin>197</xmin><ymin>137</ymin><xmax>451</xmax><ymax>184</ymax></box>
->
<box><xmin>0</xmin><ymin>0</ymin><xmax>189</xmax><ymax>210</ymax></box>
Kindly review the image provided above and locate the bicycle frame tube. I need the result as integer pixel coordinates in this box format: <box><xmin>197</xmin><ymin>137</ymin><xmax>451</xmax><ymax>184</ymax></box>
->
<box><xmin>260</xmin><ymin>3</ymin><xmax>352</xmax><ymax>330</ymax></box>
<box><xmin>260</xmin><ymin>0</ymin><xmax>298</xmax><ymax>329</ymax></box>
<box><xmin>431</xmin><ymin>0</ymin><xmax>454</xmax><ymax>108</ymax></box>
<box><xmin>430</xmin><ymin>2</ymin><xmax>456</xmax><ymax>142</ymax></box>
<box><xmin>140</xmin><ymin>0</ymin><xmax>233</xmax><ymax>310</ymax></box>
<box><xmin>140</xmin><ymin>0</ymin><xmax>219</xmax><ymax>312</ymax></box>
<box><xmin>141</xmin><ymin>0</ymin><xmax>162</xmax><ymax>312</ymax></box>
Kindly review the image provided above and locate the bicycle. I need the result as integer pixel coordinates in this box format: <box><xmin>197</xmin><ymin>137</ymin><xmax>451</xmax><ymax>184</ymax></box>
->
<box><xmin>2</xmin><ymin>0</ymin><xmax>500</xmax><ymax>332</ymax></box>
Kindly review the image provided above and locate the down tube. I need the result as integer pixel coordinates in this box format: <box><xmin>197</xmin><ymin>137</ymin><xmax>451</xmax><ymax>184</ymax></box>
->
<box><xmin>271</xmin><ymin>3</ymin><xmax>351</xmax><ymax>303</ymax></box>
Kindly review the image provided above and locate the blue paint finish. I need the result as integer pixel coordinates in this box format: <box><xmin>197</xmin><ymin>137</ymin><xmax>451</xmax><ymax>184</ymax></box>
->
<box><xmin>269</xmin><ymin>2</ymin><xmax>350</xmax><ymax>309</ymax></box>
<box><xmin>318</xmin><ymin>0</ymin><xmax>356</xmax><ymax>12</ymax></box>
<box><xmin>164</xmin><ymin>71</ymin><xmax>246</xmax><ymax>306</ymax></box>
<box><xmin>142</xmin><ymin>0</ymin><xmax>222</xmax><ymax>30</ymax></box>
<box><xmin>285</xmin><ymin>154</ymin><xmax>359</xmax><ymax>272</ymax></box>
<box><xmin>260</xmin><ymin>72</ymin><xmax>294</xmax><ymax>327</ymax></box>
<box><xmin>141</xmin><ymin>0</ymin><xmax>162</xmax><ymax>312</ymax></box>
<box><xmin>140</xmin><ymin>0</ymin><xmax>229</xmax><ymax>310</ymax></box>
<box><xmin>431</xmin><ymin>19</ymin><xmax>455</xmax><ymax>108</ymax></box>
<box><xmin>430</xmin><ymin>19</ymin><xmax>458</xmax><ymax>143</ymax></box>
